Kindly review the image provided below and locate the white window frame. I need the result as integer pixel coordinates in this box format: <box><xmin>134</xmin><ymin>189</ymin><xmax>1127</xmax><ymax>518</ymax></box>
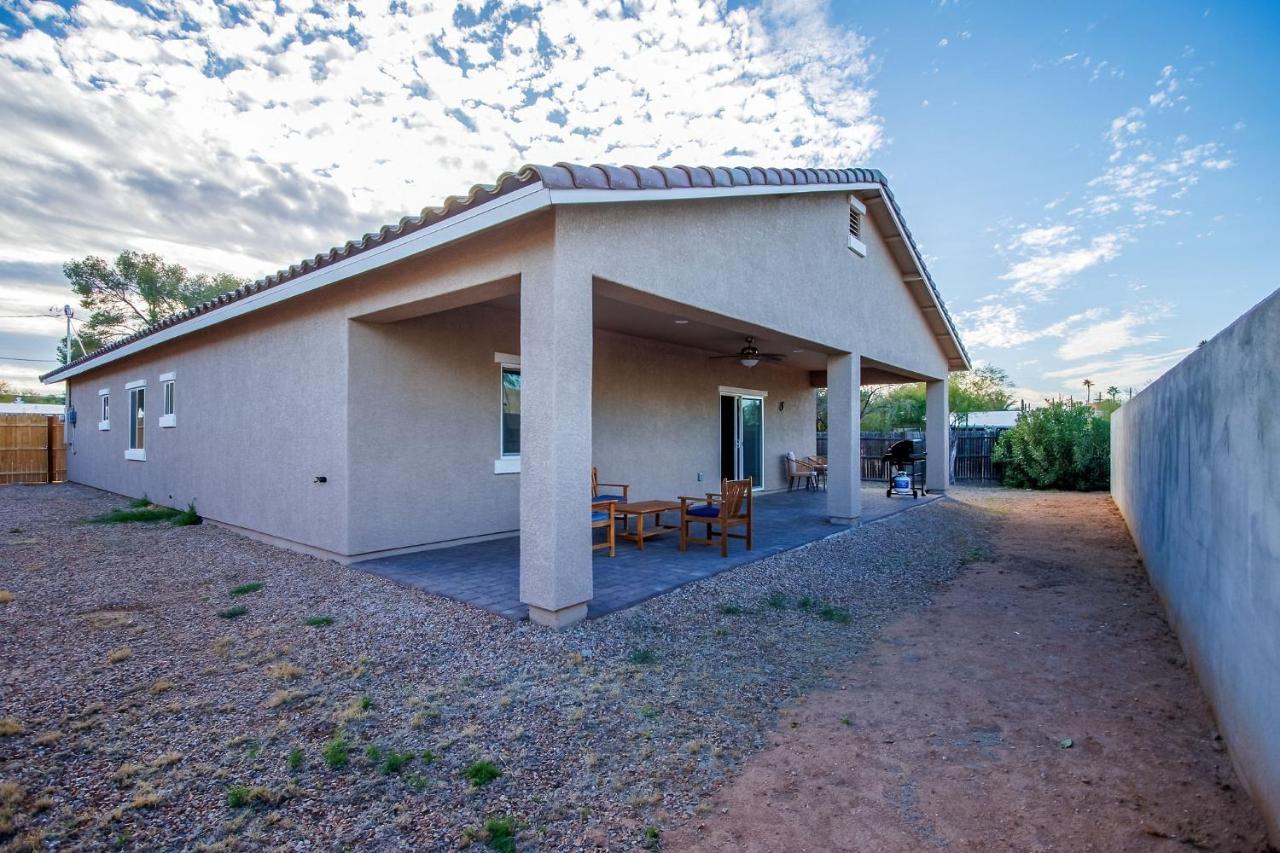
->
<box><xmin>98</xmin><ymin>388</ymin><xmax>110</xmax><ymax>430</ymax></box>
<box><xmin>125</xmin><ymin>380</ymin><xmax>146</xmax><ymax>461</ymax></box>
<box><xmin>847</xmin><ymin>194</ymin><xmax>868</xmax><ymax>257</ymax></box>
<box><xmin>494</xmin><ymin>352</ymin><xmax>521</xmax><ymax>474</ymax></box>
<box><xmin>158</xmin><ymin>371</ymin><xmax>176</xmax><ymax>428</ymax></box>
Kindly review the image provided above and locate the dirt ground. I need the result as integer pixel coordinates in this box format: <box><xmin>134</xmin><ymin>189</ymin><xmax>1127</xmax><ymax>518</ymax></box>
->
<box><xmin>668</xmin><ymin>490</ymin><xmax>1274</xmax><ymax>852</ymax></box>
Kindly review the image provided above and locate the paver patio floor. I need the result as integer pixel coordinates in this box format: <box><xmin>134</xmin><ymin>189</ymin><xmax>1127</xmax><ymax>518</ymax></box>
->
<box><xmin>354</xmin><ymin>486</ymin><xmax>938</xmax><ymax>619</ymax></box>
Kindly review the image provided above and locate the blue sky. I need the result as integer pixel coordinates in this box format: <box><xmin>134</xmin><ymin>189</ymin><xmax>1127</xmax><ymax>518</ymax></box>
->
<box><xmin>0</xmin><ymin>0</ymin><xmax>1276</xmax><ymax>401</ymax></box>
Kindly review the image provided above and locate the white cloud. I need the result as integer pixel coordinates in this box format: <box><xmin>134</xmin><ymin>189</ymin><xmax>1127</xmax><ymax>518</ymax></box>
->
<box><xmin>937</xmin><ymin>37</ymin><xmax>949</xmax><ymax>47</ymax></box>
<box><xmin>1010</xmin><ymin>224</ymin><xmax>1075</xmax><ymax>250</ymax></box>
<box><xmin>1000</xmin><ymin>232</ymin><xmax>1124</xmax><ymax>299</ymax></box>
<box><xmin>0</xmin><ymin>0</ymin><xmax>883</xmax><ymax>379</ymax></box>
<box><xmin>1042</xmin><ymin>347</ymin><xmax>1194</xmax><ymax>391</ymax></box>
<box><xmin>1054</xmin><ymin>310</ymin><xmax>1166</xmax><ymax>360</ymax></box>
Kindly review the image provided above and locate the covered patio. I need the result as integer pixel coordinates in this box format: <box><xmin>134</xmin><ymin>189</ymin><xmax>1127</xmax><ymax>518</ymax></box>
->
<box><xmin>355</xmin><ymin>486</ymin><xmax>940</xmax><ymax>620</ymax></box>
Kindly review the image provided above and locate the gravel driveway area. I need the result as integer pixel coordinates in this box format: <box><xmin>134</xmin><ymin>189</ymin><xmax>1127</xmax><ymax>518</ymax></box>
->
<box><xmin>0</xmin><ymin>484</ymin><xmax>989</xmax><ymax>850</ymax></box>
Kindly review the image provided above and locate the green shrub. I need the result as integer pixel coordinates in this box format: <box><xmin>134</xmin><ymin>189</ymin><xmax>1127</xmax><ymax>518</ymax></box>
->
<box><xmin>171</xmin><ymin>503</ymin><xmax>202</xmax><ymax>526</ymax></box>
<box><xmin>379</xmin><ymin>750</ymin><xmax>415</xmax><ymax>776</ymax></box>
<box><xmin>216</xmin><ymin>606</ymin><xmax>248</xmax><ymax>620</ymax></box>
<box><xmin>229</xmin><ymin>582</ymin><xmax>264</xmax><ymax>597</ymax></box>
<box><xmin>87</xmin><ymin>506</ymin><xmax>181</xmax><ymax>524</ymax></box>
<box><xmin>323</xmin><ymin>733</ymin><xmax>350</xmax><ymax>769</ymax></box>
<box><xmin>288</xmin><ymin>748</ymin><xmax>304</xmax><ymax>771</ymax></box>
<box><xmin>483</xmin><ymin>817</ymin><xmax>516</xmax><ymax>853</ymax></box>
<box><xmin>993</xmin><ymin>401</ymin><xmax>1110</xmax><ymax>490</ymax></box>
<box><xmin>304</xmin><ymin>615</ymin><xmax>335</xmax><ymax>627</ymax></box>
<box><xmin>465</xmin><ymin>760</ymin><xmax>502</xmax><ymax>786</ymax></box>
<box><xmin>627</xmin><ymin>648</ymin><xmax>657</xmax><ymax>666</ymax></box>
<box><xmin>817</xmin><ymin>605</ymin><xmax>850</xmax><ymax>624</ymax></box>
<box><xmin>128</xmin><ymin>495</ymin><xmax>151</xmax><ymax>509</ymax></box>
<box><xmin>225</xmin><ymin>785</ymin><xmax>250</xmax><ymax>808</ymax></box>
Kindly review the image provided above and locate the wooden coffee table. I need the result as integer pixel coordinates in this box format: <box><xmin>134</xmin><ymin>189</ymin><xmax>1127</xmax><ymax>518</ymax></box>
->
<box><xmin>614</xmin><ymin>500</ymin><xmax>682</xmax><ymax>550</ymax></box>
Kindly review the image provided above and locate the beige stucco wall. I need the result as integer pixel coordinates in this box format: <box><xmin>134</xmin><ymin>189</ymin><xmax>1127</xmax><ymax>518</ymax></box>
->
<box><xmin>343</xmin><ymin>302</ymin><xmax>815</xmax><ymax>557</ymax></box>
<box><xmin>64</xmin><ymin>215</ymin><xmax>554</xmax><ymax>555</ymax></box>
<box><xmin>64</xmin><ymin>289</ymin><xmax>352</xmax><ymax>553</ymax></box>
<box><xmin>62</xmin><ymin>189</ymin><xmax>948</xmax><ymax>559</ymax></box>
<box><xmin>555</xmin><ymin>193</ymin><xmax>950</xmax><ymax>381</ymax></box>
<box><xmin>1111</xmin><ymin>289</ymin><xmax>1280</xmax><ymax>840</ymax></box>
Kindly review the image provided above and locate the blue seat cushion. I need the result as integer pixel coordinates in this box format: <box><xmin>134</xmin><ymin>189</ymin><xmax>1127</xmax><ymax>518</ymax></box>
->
<box><xmin>594</xmin><ymin>493</ymin><xmax>626</xmax><ymax>502</ymax></box>
<box><xmin>686</xmin><ymin>504</ymin><xmax>721</xmax><ymax>518</ymax></box>
<box><xmin>591</xmin><ymin>511</ymin><xmax>610</xmax><ymax>523</ymax></box>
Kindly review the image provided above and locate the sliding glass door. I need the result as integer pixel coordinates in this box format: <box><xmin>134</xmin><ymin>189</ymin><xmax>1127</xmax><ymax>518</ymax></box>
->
<box><xmin>720</xmin><ymin>393</ymin><xmax>764</xmax><ymax>488</ymax></box>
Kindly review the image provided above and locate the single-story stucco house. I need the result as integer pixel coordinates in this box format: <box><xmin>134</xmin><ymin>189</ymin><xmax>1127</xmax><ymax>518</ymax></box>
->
<box><xmin>42</xmin><ymin>163</ymin><xmax>969</xmax><ymax>627</ymax></box>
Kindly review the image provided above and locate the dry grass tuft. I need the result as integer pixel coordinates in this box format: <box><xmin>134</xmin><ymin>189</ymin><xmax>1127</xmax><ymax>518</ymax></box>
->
<box><xmin>151</xmin><ymin>752</ymin><xmax>182</xmax><ymax>769</ymax></box>
<box><xmin>106</xmin><ymin>646</ymin><xmax>132</xmax><ymax>664</ymax></box>
<box><xmin>150</xmin><ymin>678</ymin><xmax>176</xmax><ymax>694</ymax></box>
<box><xmin>33</xmin><ymin>731</ymin><xmax>62</xmax><ymax>746</ymax></box>
<box><xmin>266</xmin><ymin>663</ymin><xmax>304</xmax><ymax>681</ymax></box>
<box><xmin>0</xmin><ymin>719</ymin><xmax>24</xmax><ymax>737</ymax></box>
<box><xmin>266</xmin><ymin>690</ymin><xmax>304</xmax><ymax>709</ymax></box>
<box><xmin>0</xmin><ymin>590</ymin><xmax>14</xmax><ymax>604</ymax></box>
<box><xmin>111</xmin><ymin>762</ymin><xmax>146</xmax><ymax>782</ymax></box>
<box><xmin>81</xmin><ymin>609</ymin><xmax>134</xmax><ymax>630</ymax></box>
<box><xmin>211</xmin><ymin>637</ymin><xmax>232</xmax><ymax>659</ymax></box>
<box><xmin>129</xmin><ymin>782</ymin><xmax>162</xmax><ymax>810</ymax></box>
<box><xmin>0</xmin><ymin>781</ymin><xmax>24</xmax><ymax>805</ymax></box>
<box><xmin>334</xmin><ymin>695</ymin><xmax>369</xmax><ymax>723</ymax></box>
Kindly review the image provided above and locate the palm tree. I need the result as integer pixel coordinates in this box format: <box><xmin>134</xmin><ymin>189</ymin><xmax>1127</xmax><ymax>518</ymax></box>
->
<box><xmin>1082</xmin><ymin>378</ymin><xmax>1094</xmax><ymax>403</ymax></box>
<box><xmin>1107</xmin><ymin>385</ymin><xmax>1121</xmax><ymax>401</ymax></box>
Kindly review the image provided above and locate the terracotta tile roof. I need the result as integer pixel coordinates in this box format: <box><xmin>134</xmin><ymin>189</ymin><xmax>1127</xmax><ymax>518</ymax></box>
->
<box><xmin>43</xmin><ymin>163</ymin><xmax>965</xmax><ymax>380</ymax></box>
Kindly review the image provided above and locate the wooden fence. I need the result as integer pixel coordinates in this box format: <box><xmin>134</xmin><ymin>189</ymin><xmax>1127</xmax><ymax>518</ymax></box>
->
<box><xmin>816</xmin><ymin>428</ymin><xmax>1007</xmax><ymax>484</ymax></box>
<box><xmin>0</xmin><ymin>414</ymin><xmax>66</xmax><ymax>485</ymax></box>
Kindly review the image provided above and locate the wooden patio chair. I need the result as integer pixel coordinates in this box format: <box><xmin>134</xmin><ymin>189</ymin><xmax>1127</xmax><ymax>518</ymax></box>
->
<box><xmin>591</xmin><ymin>467</ymin><xmax>630</xmax><ymax>504</ymax></box>
<box><xmin>679</xmin><ymin>477</ymin><xmax>753</xmax><ymax>557</ymax></box>
<box><xmin>805</xmin><ymin>454</ymin><xmax>828</xmax><ymax>490</ymax></box>
<box><xmin>784</xmin><ymin>452</ymin><xmax>818</xmax><ymax>492</ymax></box>
<box><xmin>591</xmin><ymin>499</ymin><xmax>617</xmax><ymax>558</ymax></box>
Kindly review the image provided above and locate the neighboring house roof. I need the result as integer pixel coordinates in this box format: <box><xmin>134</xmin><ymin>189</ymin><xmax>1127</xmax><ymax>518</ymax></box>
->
<box><xmin>960</xmin><ymin>410</ymin><xmax>1021</xmax><ymax>428</ymax></box>
<box><xmin>43</xmin><ymin>164</ymin><xmax>969</xmax><ymax>383</ymax></box>
<box><xmin>0</xmin><ymin>401</ymin><xmax>65</xmax><ymax>415</ymax></box>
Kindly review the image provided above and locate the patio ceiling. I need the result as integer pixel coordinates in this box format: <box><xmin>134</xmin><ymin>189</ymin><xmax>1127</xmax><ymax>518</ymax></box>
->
<box><xmin>356</xmin><ymin>275</ymin><xmax>930</xmax><ymax>386</ymax></box>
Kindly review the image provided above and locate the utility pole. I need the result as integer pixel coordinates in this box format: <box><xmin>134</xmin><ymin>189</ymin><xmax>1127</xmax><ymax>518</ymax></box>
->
<box><xmin>62</xmin><ymin>304</ymin><xmax>73</xmax><ymax>438</ymax></box>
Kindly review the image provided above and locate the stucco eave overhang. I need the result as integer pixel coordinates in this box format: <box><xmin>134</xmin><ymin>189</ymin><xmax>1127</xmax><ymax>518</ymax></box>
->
<box><xmin>43</xmin><ymin>162</ymin><xmax>969</xmax><ymax>383</ymax></box>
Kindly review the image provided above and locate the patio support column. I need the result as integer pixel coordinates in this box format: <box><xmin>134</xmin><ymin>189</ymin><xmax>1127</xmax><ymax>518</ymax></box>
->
<box><xmin>926</xmin><ymin>377</ymin><xmax>949</xmax><ymax>493</ymax></box>
<box><xmin>826</xmin><ymin>353</ymin><xmax>862</xmax><ymax>524</ymax></box>
<box><xmin>518</xmin><ymin>262</ymin><xmax>593</xmax><ymax>628</ymax></box>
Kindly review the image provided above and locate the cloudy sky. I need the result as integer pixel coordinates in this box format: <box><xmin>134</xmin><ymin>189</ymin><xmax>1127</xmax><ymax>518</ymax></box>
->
<box><xmin>0</xmin><ymin>0</ymin><xmax>1276</xmax><ymax>401</ymax></box>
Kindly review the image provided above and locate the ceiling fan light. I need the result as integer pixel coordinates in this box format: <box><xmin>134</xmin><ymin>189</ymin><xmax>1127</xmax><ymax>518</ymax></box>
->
<box><xmin>740</xmin><ymin>357</ymin><xmax>760</xmax><ymax>368</ymax></box>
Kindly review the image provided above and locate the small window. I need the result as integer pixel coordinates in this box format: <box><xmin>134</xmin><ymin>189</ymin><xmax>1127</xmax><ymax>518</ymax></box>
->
<box><xmin>500</xmin><ymin>365</ymin><xmax>521</xmax><ymax>457</ymax></box>
<box><xmin>848</xmin><ymin>194</ymin><xmax>867</xmax><ymax>257</ymax></box>
<box><xmin>159</xmin><ymin>374</ymin><xmax>176</xmax><ymax>427</ymax></box>
<box><xmin>127</xmin><ymin>385</ymin><xmax>145</xmax><ymax>460</ymax></box>
<box><xmin>98</xmin><ymin>389</ymin><xmax>110</xmax><ymax>430</ymax></box>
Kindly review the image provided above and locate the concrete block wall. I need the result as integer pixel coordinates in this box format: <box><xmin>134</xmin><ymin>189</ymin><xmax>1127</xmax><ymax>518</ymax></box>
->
<box><xmin>1111</xmin><ymin>288</ymin><xmax>1280</xmax><ymax>840</ymax></box>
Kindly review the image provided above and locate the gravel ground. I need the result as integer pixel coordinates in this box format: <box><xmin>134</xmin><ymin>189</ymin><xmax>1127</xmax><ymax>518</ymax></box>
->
<box><xmin>0</xmin><ymin>484</ymin><xmax>992</xmax><ymax>850</ymax></box>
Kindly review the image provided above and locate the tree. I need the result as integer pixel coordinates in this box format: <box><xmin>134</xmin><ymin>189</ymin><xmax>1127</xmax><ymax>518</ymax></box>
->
<box><xmin>993</xmin><ymin>400</ymin><xmax>1110</xmax><ymax>490</ymax></box>
<box><xmin>1106</xmin><ymin>385</ymin><xmax>1121</xmax><ymax>401</ymax></box>
<box><xmin>58</xmin><ymin>251</ymin><xmax>247</xmax><ymax>362</ymax></box>
<box><xmin>950</xmin><ymin>365</ymin><xmax>1014</xmax><ymax>426</ymax></box>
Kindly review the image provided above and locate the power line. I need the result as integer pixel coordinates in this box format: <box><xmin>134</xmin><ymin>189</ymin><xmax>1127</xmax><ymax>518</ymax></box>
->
<box><xmin>0</xmin><ymin>356</ymin><xmax>59</xmax><ymax>363</ymax></box>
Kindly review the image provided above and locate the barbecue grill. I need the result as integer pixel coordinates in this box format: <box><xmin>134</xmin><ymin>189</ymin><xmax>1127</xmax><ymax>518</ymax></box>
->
<box><xmin>883</xmin><ymin>439</ymin><xmax>926</xmax><ymax>499</ymax></box>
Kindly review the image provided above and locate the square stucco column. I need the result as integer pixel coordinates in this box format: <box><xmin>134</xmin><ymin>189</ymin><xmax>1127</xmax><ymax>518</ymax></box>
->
<box><xmin>519</xmin><ymin>266</ymin><xmax>593</xmax><ymax>628</ymax></box>
<box><xmin>826</xmin><ymin>353</ymin><xmax>862</xmax><ymax>525</ymax></box>
<box><xmin>926</xmin><ymin>378</ymin><xmax>949</xmax><ymax>493</ymax></box>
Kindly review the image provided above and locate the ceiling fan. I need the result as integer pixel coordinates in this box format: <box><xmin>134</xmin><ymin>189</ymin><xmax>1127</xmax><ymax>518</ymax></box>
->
<box><xmin>709</xmin><ymin>336</ymin><xmax>786</xmax><ymax>368</ymax></box>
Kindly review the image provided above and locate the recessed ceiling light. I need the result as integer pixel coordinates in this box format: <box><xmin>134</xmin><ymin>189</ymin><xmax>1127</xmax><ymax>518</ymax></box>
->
<box><xmin>673</xmin><ymin>319</ymin><xmax>689</xmax><ymax>324</ymax></box>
